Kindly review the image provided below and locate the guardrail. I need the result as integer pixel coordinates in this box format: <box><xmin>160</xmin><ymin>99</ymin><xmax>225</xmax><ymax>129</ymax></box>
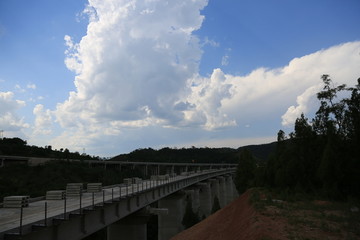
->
<box><xmin>0</xmin><ymin>168</ymin><xmax>235</xmax><ymax>239</ymax></box>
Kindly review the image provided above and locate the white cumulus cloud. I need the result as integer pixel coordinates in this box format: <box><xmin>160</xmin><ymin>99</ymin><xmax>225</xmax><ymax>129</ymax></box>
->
<box><xmin>281</xmin><ymin>85</ymin><xmax>321</xmax><ymax>126</ymax></box>
<box><xmin>196</xmin><ymin>41</ymin><xmax>360</xmax><ymax>130</ymax></box>
<box><xmin>56</xmin><ymin>0</ymin><xmax>208</xmax><ymax>131</ymax></box>
<box><xmin>33</xmin><ymin>104</ymin><xmax>53</xmax><ymax>135</ymax></box>
<box><xmin>0</xmin><ymin>91</ymin><xmax>29</xmax><ymax>132</ymax></box>
<box><xmin>52</xmin><ymin>0</ymin><xmax>360</xmax><ymax>155</ymax></box>
<box><xmin>221</xmin><ymin>54</ymin><xmax>229</xmax><ymax>66</ymax></box>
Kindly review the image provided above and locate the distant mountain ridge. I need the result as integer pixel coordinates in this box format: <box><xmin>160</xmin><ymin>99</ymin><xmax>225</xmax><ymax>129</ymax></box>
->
<box><xmin>238</xmin><ymin>142</ymin><xmax>277</xmax><ymax>163</ymax></box>
<box><xmin>0</xmin><ymin>137</ymin><xmax>276</xmax><ymax>164</ymax></box>
<box><xmin>110</xmin><ymin>142</ymin><xmax>277</xmax><ymax>164</ymax></box>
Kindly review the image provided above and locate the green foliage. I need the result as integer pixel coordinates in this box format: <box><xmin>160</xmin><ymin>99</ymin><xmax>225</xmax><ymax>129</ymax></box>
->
<box><xmin>182</xmin><ymin>198</ymin><xmax>200</xmax><ymax>229</ymax></box>
<box><xmin>234</xmin><ymin>149</ymin><xmax>256</xmax><ymax>194</ymax></box>
<box><xmin>0</xmin><ymin>137</ymin><xmax>99</xmax><ymax>160</ymax></box>
<box><xmin>111</xmin><ymin>144</ymin><xmax>277</xmax><ymax>164</ymax></box>
<box><xmin>262</xmin><ymin>75</ymin><xmax>360</xmax><ymax>200</ymax></box>
<box><xmin>211</xmin><ymin>195</ymin><xmax>221</xmax><ymax>214</ymax></box>
<box><xmin>114</xmin><ymin>147</ymin><xmax>239</xmax><ymax>164</ymax></box>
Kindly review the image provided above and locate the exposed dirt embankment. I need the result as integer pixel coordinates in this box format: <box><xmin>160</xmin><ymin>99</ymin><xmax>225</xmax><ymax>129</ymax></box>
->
<box><xmin>171</xmin><ymin>190</ymin><xmax>287</xmax><ymax>240</ymax></box>
<box><xmin>171</xmin><ymin>189</ymin><xmax>360</xmax><ymax>240</ymax></box>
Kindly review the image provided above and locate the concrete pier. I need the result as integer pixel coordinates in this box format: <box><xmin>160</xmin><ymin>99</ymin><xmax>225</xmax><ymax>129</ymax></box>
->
<box><xmin>107</xmin><ymin>212</ymin><xmax>149</xmax><ymax>240</ymax></box>
<box><xmin>196</xmin><ymin>182</ymin><xmax>212</xmax><ymax>218</ymax></box>
<box><xmin>217</xmin><ymin>176</ymin><xmax>226</xmax><ymax>207</ymax></box>
<box><xmin>225</xmin><ymin>175</ymin><xmax>234</xmax><ymax>204</ymax></box>
<box><xmin>158</xmin><ymin>191</ymin><xmax>186</xmax><ymax>240</ymax></box>
<box><xmin>232</xmin><ymin>175</ymin><xmax>239</xmax><ymax>199</ymax></box>
<box><xmin>192</xmin><ymin>188</ymin><xmax>200</xmax><ymax>214</ymax></box>
<box><xmin>209</xmin><ymin>179</ymin><xmax>220</xmax><ymax>208</ymax></box>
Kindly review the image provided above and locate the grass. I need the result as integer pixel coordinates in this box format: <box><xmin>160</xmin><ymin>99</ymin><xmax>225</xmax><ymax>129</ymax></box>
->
<box><xmin>249</xmin><ymin>187</ymin><xmax>360</xmax><ymax>240</ymax></box>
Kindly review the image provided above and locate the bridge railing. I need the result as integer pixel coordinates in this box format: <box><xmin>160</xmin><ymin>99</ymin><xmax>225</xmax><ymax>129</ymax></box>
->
<box><xmin>0</xmin><ymin>168</ymin><xmax>236</xmax><ymax>239</ymax></box>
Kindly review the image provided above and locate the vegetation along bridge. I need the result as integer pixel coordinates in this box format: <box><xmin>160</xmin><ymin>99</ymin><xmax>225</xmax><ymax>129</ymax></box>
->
<box><xmin>0</xmin><ymin>163</ymin><xmax>237</xmax><ymax>240</ymax></box>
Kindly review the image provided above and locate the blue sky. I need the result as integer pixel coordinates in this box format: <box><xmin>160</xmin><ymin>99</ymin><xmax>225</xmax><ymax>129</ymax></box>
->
<box><xmin>0</xmin><ymin>0</ymin><xmax>359</xmax><ymax>157</ymax></box>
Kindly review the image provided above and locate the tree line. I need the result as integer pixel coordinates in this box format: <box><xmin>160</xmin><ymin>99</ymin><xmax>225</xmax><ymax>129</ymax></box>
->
<box><xmin>0</xmin><ymin>137</ymin><xmax>99</xmax><ymax>160</ymax></box>
<box><xmin>111</xmin><ymin>143</ymin><xmax>277</xmax><ymax>164</ymax></box>
<box><xmin>235</xmin><ymin>75</ymin><xmax>360</xmax><ymax>200</ymax></box>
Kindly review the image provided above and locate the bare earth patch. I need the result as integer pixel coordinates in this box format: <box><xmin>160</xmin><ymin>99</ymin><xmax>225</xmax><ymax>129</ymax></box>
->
<box><xmin>171</xmin><ymin>189</ymin><xmax>360</xmax><ymax>240</ymax></box>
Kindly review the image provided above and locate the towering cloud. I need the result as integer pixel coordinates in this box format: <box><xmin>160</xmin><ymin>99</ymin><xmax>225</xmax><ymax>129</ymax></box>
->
<box><xmin>51</xmin><ymin>0</ymin><xmax>360</xmax><ymax>154</ymax></box>
<box><xmin>57</xmin><ymin>0</ymin><xmax>208</xmax><ymax>132</ymax></box>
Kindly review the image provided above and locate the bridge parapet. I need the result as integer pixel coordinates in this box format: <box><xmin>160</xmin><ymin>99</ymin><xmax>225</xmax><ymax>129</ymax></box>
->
<box><xmin>0</xmin><ymin>168</ymin><xmax>236</xmax><ymax>240</ymax></box>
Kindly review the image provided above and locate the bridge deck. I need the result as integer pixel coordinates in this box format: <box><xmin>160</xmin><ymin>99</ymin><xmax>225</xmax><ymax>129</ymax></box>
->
<box><xmin>0</xmin><ymin>169</ymin><xmax>236</xmax><ymax>239</ymax></box>
<box><xmin>0</xmin><ymin>173</ymin><xmax>200</xmax><ymax>235</ymax></box>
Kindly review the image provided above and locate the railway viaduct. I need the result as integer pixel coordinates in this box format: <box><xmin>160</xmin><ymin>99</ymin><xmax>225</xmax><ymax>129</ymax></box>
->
<box><xmin>0</xmin><ymin>158</ymin><xmax>238</xmax><ymax>240</ymax></box>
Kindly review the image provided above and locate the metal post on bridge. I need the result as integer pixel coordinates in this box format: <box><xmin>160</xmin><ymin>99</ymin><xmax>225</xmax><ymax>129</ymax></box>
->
<box><xmin>79</xmin><ymin>193</ymin><xmax>82</xmax><ymax>214</ymax></box>
<box><xmin>157</xmin><ymin>168</ymin><xmax>159</xmax><ymax>186</ymax></box>
<box><xmin>19</xmin><ymin>206</ymin><xmax>23</xmax><ymax>236</ymax></box>
<box><xmin>64</xmin><ymin>196</ymin><xmax>67</xmax><ymax>220</ymax></box>
<box><xmin>103</xmin><ymin>190</ymin><xmax>105</xmax><ymax>205</ymax></box>
<box><xmin>44</xmin><ymin>202</ymin><xmax>47</xmax><ymax>226</ymax></box>
<box><xmin>151</xmin><ymin>174</ymin><xmax>153</xmax><ymax>189</ymax></box>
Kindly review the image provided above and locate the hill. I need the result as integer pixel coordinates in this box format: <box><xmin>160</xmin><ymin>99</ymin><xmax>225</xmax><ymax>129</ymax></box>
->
<box><xmin>110</xmin><ymin>142</ymin><xmax>277</xmax><ymax>164</ymax></box>
<box><xmin>0</xmin><ymin>137</ymin><xmax>99</xmax><ymax>160</ymax></box>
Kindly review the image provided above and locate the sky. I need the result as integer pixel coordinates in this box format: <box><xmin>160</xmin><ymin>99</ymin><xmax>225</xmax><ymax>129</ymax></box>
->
<box><xmin>0</xmin><ymin>0</ymin><xmax>360</xmax><ymax>157</ymax></box>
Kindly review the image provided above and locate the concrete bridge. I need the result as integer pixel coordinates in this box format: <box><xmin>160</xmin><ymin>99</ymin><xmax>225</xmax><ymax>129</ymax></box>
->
<box><xmin>0</xmin><ymin>166</ymin><xmax>237</xmax><ymax>240</ymax></box>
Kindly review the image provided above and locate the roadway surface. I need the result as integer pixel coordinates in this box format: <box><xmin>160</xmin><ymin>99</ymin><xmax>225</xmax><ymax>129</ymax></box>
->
<box><xmin>0</xmin><ymin>173</ymin><xmax>198</xmax><ymax>235</ymax></box>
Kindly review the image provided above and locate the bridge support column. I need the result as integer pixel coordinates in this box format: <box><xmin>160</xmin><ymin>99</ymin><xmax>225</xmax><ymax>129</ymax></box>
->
<box><xmin>209</xmin><ymin>179</ymin><xmax>220</xmax><ymax>209</ymax></box>
<box><xmin>107</xmin><ymin>211</ymin><xmax>149</xmax><ymax>240</ymax></box>
<box><xmin>184</xmin><ymin>188</ymin><xmax>200</xmax><ymax>213</ymax></box>
<box><xmin>217</xmin><ymin>176</ymin><xmax>227</xmax><ymax>207</ymax></box>
<box><xmin>232</xmin><ymin>174</ymin><xmax>239</xmax><ymax>199</ymax></box>
<box><xmin>225</xmin><ymin>175</ymin><xmax>234</xmax><ymax>204</ymax></box>
<box><xmin>197</xmin><ymin>182</ymin><xmax>212</xmax><ymax>218</ymax></box>
<box><xmin>158</xmin><ymin>191</ymin><xmax>185</xmax><ymax>240</ymax></box>
<box><xmin>193</xmin><ymin>187</ymin><xmax>200</xmax><ymax>213</ymax></box>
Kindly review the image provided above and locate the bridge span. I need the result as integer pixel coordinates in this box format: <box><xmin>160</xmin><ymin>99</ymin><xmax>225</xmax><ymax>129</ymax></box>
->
<box><xmin>0</xmin><ymin>168</ymin><xmax>237</xmax><ymax>240</ymax></box>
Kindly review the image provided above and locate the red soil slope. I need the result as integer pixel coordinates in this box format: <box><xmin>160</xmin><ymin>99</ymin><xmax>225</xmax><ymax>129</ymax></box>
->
<box><xmin>171</xmin><ymin>190</ymin><xmax>288</xmax><ymax>240</ymax></box>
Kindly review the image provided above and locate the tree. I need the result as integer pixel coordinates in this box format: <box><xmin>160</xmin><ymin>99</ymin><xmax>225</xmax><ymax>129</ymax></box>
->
<box><xmin>234</xmin><ymin>149</ymin><xmax>256</xmax><ymax>194</ymax></box>
<box><xmin>344</xmin><ymin>78</ymin><xmax>360</xmax><ymax>144</ymax></box>
<box><xmin>317</xmin><ymin>134</ymin><xmax>342</xmax><ymax>198</ymax></box>
<box><xmin>277</xmin><ymin>130</ymin><xmax>286</xmax><ymax>142</ymax></box>
<box><xmin>313</xmin><ymin>74</ymin><xmax>347</xmax><ymax>137</ymax></box>
<box><xmin>263</xmin><ymin>75</ymin><xmax>360</xmax><ymax>198</ymax></box>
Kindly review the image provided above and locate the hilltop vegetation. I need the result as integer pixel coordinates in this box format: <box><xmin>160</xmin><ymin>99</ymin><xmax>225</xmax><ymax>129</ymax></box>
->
<box><xmin>0</xmin><ymin>135</ymin><xmax>276</xmax><ymax>164</ymax></box>
<box><xmin>111</xmin><ymin>143</ymin><xmax>276</xmax><ymax>164</ymax></box>
<box><xmin>235</xmin><ymin>75</ymin><xmax>360</xmax><ymax>200</ymax></box>
<box><xmin>0</xmin><ymin>137</ymin><xmax>99</xmax><ymax>160</ymax></box>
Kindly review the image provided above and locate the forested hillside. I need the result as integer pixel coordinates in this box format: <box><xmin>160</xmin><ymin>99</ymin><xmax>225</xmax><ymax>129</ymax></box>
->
<box><xmin>235</xmin><ymin>75</ymin><xmax>360</xmax><ymax>200</ymax></box>
<box><xmin>0</xmin><ymin>137</ymin><xmax>99</xmax><ymax>160</ymax></box>
<box><xmin>110</xmin><ymin>143</ymin><xmax>276</xmax><ymax>164</ymax></box>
